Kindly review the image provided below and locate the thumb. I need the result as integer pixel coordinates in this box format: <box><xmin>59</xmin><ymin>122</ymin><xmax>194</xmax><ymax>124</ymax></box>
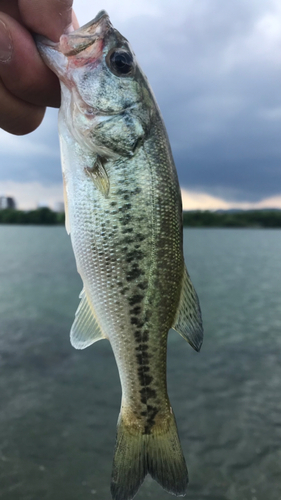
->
<box><xmin>19</xmin><ymin>0</ymin><xmax>73</xmax><ymax>42</ymax></box>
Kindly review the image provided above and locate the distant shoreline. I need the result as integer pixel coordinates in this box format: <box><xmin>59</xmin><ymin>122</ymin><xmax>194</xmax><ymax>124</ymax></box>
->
<box><xmin>0</xmin><ymin>208</ymin><xmax>281</xmax><ymax>228</ymax></box>
<box><xmin>183</xmin><ymin>209</ymin><xmax>281</xmax><ymax>228</ymax></box>
<box><xmin>0</xmin><ymin>207</ymin><xmax>64</xmax><ymax>225</ymax></box>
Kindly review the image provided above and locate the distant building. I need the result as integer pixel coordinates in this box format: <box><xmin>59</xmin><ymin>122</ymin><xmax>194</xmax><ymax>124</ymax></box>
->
<box><xmin>0</xmin><ymin>196</ymin><xmax>16</xmax><ymax>209</ymax></box>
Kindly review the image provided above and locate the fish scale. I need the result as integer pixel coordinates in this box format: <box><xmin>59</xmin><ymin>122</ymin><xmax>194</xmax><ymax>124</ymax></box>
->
<box><xmin>37</xmin><ymin>10</ymin><xmax>203</xmax><ymax>500</ymax></box>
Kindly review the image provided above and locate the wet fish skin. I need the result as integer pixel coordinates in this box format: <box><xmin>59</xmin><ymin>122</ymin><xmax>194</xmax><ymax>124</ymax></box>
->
<box><xmin>36</xmin><ymin>11</ymin><xmax>203</xmax><ymax>500</ymax></box>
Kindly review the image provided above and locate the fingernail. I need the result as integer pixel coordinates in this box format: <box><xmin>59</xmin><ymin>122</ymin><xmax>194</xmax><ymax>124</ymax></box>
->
<box><xmin>0</xmin><ymin>19</ymin><xmax>13</xmax><ymax>63</ymax></box>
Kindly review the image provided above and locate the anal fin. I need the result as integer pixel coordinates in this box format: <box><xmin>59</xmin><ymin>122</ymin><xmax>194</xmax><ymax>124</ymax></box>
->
<box><xmin>70</xmin><ymin>289</ymin><xmax>106</xmax><ymax>349</ymax></box>
<box><xmin>172</xmin><ymin>266</ymin><xmax>203</xmax><ymax>352</ymax></box>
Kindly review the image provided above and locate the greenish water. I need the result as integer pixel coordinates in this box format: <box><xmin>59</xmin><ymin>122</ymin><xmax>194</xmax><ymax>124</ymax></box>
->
<box><xmin>0</xmin><ymin>226</ymin><xmax>281</xmax><ymax>500</ymax></box>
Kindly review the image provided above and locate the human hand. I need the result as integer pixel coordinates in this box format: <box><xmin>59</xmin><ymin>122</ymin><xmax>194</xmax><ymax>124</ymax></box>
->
<box><xmin>0</xmin><ymin>0</ymin><xmax>79</xmax><ymax>135</ymax></box>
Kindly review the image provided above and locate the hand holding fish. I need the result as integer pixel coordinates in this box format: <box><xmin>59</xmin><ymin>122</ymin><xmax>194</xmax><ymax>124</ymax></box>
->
<box><xmin>0</xmin><ymin>0</ymin><xmax>78</xmax><ymax>135</ymax></box>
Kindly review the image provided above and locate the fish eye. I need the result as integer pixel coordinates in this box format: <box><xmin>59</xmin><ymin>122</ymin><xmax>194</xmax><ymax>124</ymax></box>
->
<box><xmin>108</xmin><ymin>50</ymin><xmax>134</xmax><ymax>76</ymax></box>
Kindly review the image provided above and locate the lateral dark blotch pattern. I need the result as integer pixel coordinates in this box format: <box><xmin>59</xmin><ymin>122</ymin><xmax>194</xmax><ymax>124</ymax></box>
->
<box><xmin>141</xmin><ymin>330</ymin><xmax>149</xmax><ymax>342</ymax></box>
<box><xmin>143</xmin><ymin>405</ymin><xmax>159</xmax><ymax>434</ymax></box>
<box><xmin>116</xmin><ymin>188</ymin><xmax>128</xmax><ymax>196</ymax></box>
<box><xmin>134</xmin><ymin>329</ymin><xmax>149</xmax><ymax>343</ymax></box>
<box><xmin>141</xmin><ymin>351</ymin><xmax>150</xmax><ymax>363</ymax></box>
<box><xmin>138</xmin><ymin>372</ymin><xmax>153</xmax><ymax>387</ymax></box>
<box><xmin>130</xmin><ymin>306</ymin><xmax>141</xmax><ymax>315</ymax></box>
<box><xmin>137</xmin><ymin>281</ymin><xmax>148</xmax><ymax>290</ymax></box>
<box><xmin>135</xmin><ymin>233</ymin><xmax>146</xmax><ymax>242</ymax></box>
<box><xmin>120</xmin><ymin>215</ymin><xmax>132</xmax><ymax>226</ymax></box>
<box><xmin>135</xmin><ymin>344</ymin><xmax>148</xmax><ymax>352</ymax></box>
<box><xmin>125</xmin><ymin>249</ymin><xmax>144</xmax><ymax>263</ymax></box>
<box><xmin>136</xmin><ymin>354</ymin><xmax>142</xmax><ymax>365</ymax></box>
<box><xmin>136</xmin><ymin>350</ymin><xmax>150</xmax><ymax>365</ymax></box>
<box><xmin>130</xmin><ymin>316</ymin><xmax>145</xmax><ymax>327</ymax></box>
<box><xmin>122</xmin><ymin>236</ymin><xmax>134</xmax><ymax>245</ymax></box>
<box><xmin>128</xmin><ymin>294</ymin><xmax>143</xmax><ymax>306</ymax></box>
<box><xmin>134</xmin><ymin>330</ymin><xmax>142</xmax><ymax>342</ymax></box>
<box><xmin>122</xmin><ymin>227</ymin><xmax>133</xmax><ymax>234</ymax></box>
<box><xmin>139</xmin><ymin>387</ymin><xmax>156</xmax><ymax>402</ymax></box>
<box><xmin>119</xmin><ymin>203</ymin><xmax>132</xmax><ymax>212</ymax></box>
<box><xmin>130</xmin><ymin>317</ymin><xmax>137</xmax><ymax>326</ymax></box>
<box><xmin>140</xmin><ymin>366</ymin><xmax>150</xmax><ymax>373</ymax></box>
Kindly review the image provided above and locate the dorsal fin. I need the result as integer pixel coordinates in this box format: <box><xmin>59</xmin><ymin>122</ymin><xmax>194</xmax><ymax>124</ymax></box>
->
<box><xmin>70</xmin><ymin>289</ymin><xmax>106</xmax><ymax>349</ymax></box>
<box><xmin>172</xmin><ymin>266</ymin><xmax>203</xmax><ymax>352</ymax></box>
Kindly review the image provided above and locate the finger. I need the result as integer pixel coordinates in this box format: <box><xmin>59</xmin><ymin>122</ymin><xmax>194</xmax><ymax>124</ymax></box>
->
<box><xmin>0</xmin><ymin>0</ymin><xmax>22</xmax><ymax>23</ymax></box>
<box><xmin>0</xmin><ymin>78</ymin><xmax>45</xmax><ymax>135</ymax></box>
<box><xmin>72</xmin><ymin>10</ymin><xmax>79</xmax><ymax>30</ymax></box>
<box><xmin>0</xmin><ymin>13</ymin><xmax>60</xmax><ymax>107</ymax></box>
<box><xmin>19</xmin><ymin>0</ymin><xmax>73</xmax><ymax>42</ymax></box>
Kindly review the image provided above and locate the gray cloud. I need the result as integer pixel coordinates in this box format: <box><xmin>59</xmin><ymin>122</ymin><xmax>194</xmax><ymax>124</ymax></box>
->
<box><xmin>120</xmin><ymin>0</ymin><xmax>281</xmax><ymax>202</ymax></box>
<box><xmin>1</xmin><ymin>0</ymin><xmax>280</xmax><ymax>203</ymax></box>
<box><xmin>0</xmin><ymin>109</ymin><xmax>61</xmax><ymax>185</ymax></box>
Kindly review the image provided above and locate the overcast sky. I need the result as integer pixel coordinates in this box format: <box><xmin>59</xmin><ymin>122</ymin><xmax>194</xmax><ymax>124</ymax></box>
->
<box><xmin>0</xmin><ymin>0</ymin><xmax>280</xmax><ymax>210</ymax></box>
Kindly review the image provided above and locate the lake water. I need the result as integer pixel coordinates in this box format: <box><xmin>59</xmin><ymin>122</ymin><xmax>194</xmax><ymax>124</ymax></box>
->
<box><xmin>0</xmin><ymin>226</ymin><xmax>281</xmax><ymax>500</ymax></box>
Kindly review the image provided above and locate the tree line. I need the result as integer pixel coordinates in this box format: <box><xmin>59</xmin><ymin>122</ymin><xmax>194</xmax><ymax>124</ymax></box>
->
<box><xmin>183</xmin><ymin>210</ymin><xmax>281</xmax><ymax>228</ymax></box>
<box><xmin>0</xmin><ymin>207</ymin><xmax>65</xmax><ymax>225</ymax></box>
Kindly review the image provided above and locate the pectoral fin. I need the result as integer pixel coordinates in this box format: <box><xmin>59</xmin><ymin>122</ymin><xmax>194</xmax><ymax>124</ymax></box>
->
<box><xmin>70</xmin><ymin>289</ymin><xmax>106</xmax><ymax>349</ymax></box>
<box><xmin>85</xmin><ymin>155</ymin><xmax>110</xmax><ymax>197</ymax></box>
<box><xmin>172</xmin><ymin>266</ymin><xmax>203</xmax><ymax>352</ymax></box>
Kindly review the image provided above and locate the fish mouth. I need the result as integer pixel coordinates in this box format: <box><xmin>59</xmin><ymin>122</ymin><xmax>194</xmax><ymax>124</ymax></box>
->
<box><xmin>82</xmin><ymin>10</ymin><xmax>109</xmax><ymax>28</ymax></box>
<box><xmin>36</xmin><ymin>11</ymin><xmax>110</xmax><ymax>56</ymax></box>
<box><xmin>60</xmin><ymin>11</ymin><xmax>111</xmax><ymax>56</ymax></box>
<box><xmin>36</xmin><ymin>10</ymin><xmax>111</xmax><ymax>74</ymax></box>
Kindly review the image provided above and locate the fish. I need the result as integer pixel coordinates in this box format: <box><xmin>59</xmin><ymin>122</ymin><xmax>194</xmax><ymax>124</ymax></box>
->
<box><xmin>36</xmin><ymin>11</ymin><xmax>203</xmax><ymax>500</ymax></box>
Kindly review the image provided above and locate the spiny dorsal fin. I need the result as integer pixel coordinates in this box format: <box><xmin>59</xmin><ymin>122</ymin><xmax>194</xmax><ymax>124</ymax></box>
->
<box><xmin>70</xmin><ymin>289</ymin><xmax>106</xmax><ymax>349</ymax></box>
<box><xmin>85</xmin><ymin>155</ymin><xmax>110</xmax><ymax>197</ymax></box>
<box><xmin>172</xmin><ymin>266</ymin><xmax>203</xmax><ymax>352</ymax></box>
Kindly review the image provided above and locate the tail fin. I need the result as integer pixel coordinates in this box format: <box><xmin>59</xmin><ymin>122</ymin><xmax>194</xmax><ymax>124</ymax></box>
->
<box><xmin>111</xmin><ymin>411</ymin><xmax>188</xmax><ymax>500</ymax></box>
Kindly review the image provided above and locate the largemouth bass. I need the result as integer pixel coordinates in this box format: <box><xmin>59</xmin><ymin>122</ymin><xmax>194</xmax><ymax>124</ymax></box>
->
<box><xmin>37</xmin><ymin>11</ymin><xmax>203</xmax><ymax>500</ymax></box>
